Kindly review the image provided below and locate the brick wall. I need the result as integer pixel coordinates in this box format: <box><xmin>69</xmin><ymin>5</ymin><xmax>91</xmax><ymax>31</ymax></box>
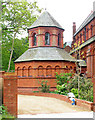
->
<box><xmin>28</xmin><ymin>27</ymin><xmax>64</xmax><ymax>48</ymax></box>
<box><xmin>93</xmin><ymin>82</ymin><xmax>95</xmax><ymax>112</ymax></box>
<box><xmin>15</xmin><ymin>61</ymin><xmax>75</xmax><ymax>90</ymax></box>
<box><xmin>0</xmin><ymin>71</ymin><xmax>5</xmax><ymax>105</ymax></box>
<box><xmin>3</xmin><ymin>73</ymin><xmax>17</xmax><ymax>117</ymax></box>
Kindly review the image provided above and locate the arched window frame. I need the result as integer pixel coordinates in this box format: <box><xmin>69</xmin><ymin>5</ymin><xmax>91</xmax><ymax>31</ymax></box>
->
<box><xmin>17</xmin><ymin>67</ymin><xmax>20</xmax><ymax>77</ymax></box>
<box><xmin>91</xmin><ymin>24</ymin><xmax>93</xmax><ymax>36</ymax></box>
<box><xmin>86</xmin><ymin>28</ymin><xmax>89</xmax><ymax>40</ymax></box>
<box><xmin>80</xmin><ymin>33</ymin><xmax>82</xmax><ymax>44</ymax></box>
<box><xmin>58</xmin><ymin>33</ymin><xmax>60</xmax><ymax>46</ymax></box>
<box><xmin>55</xmin><ymin>65</ymin><xmax>60</xmax><ymax>75</ymax></box>
<box><xmin>22</xmin><ymin>66</ymin><xmax>26</xmax><ymax>77</ymax></box>
<box><xmin>38</xmin><ymin>66</ymin><xmax>44</xmax><ymax>77</ymax></box>
<box><xmin>45</xmin><ymin>32</ymin><xmax>50</xmax><ymax>45</ymax></box>
<box><xmin>83</xmin><ymin>31</ymin><xmax>85</xmax><ymax>42</ymax></box>
<box><xmin>33</xmin><ymin>33</ymin><xmax>37</xmax><ymax>46</ymax></box>
<box><xmin>28</xmin><ymin>66</ymin><xmax>32</xmax><ymax>77</ymax></box>
<box><xmin>46</xmin><ymin>66</ymin><xmax>52</xmax><ymax>76</ymax></box>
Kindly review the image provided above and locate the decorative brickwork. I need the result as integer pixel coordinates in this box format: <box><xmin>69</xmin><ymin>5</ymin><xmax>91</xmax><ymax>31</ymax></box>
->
<box><xmin>28</xmin><ymin>27</ymin><xmax>64</xmax><ymax>48</ymax></box>
<box><xmin>3</xmin><ymin>73</ymin><xmax>17</xmax><ymax>117</ymax></box>
<box><xmin>15</xmin><ymin>61</ymin><xmax>75</xmax><ymax>91</ymax></box>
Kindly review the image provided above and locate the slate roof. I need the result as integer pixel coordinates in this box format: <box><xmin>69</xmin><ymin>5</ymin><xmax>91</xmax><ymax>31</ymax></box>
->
<box><xmin>28</xmin><ymin>11</ymin><xmax>64</xmax><ymax>30</ymax></box>
<box><xmin>77</xmin><ymin>60</ymin><xmax>87</xmax><ymax>67</ymax></box>
<box><xmin>15</xmin><ymin>47</ymin><xmax>76</xmax><ymax>63</ymax></box>
<box><xmin>74</xmin><ymin>11</ymin><xmax>95</xmax><ymax>36</ymax></box>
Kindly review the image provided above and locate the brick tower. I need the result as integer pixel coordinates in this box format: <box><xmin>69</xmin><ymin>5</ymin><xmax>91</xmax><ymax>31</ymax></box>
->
<box><xmin>15</xmin><ymin>11</ymin><xmax>76</xmax><ymax>92</ymax></box>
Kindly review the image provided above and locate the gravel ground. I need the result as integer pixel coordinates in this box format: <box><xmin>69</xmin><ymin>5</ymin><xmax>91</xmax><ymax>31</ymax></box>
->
<box><xmin>18</xmin><ymin>95</ymin><xmax>91</xmax><ymax>115</ymax></box>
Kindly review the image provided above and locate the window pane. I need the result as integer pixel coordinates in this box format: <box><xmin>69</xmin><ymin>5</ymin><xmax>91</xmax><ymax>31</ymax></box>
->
<box><xmin>33</xmin><ymin>34</ymin><xmax>36</xmax><ymax>46</ymax></box>
<box><xmin>45</xmin><ymin>33</ymin><xmax>50</xmax><ymax>45</ymax></box>
<box><xmin>58</xmin><ymin>34</ymin><xmax>60</xmax><ymax>46</ymax></box>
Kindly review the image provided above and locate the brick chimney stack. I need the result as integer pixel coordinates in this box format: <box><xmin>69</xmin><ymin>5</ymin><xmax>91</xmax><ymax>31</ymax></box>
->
<box><xmin>73</xmin><ymin>22</ymin><xmax>76</xmax><ymax>35</ymax></box>
<box><xmin>93</xmin><ymin>1</ymin><xmax>95</xmax><ymax>12</ymax></box>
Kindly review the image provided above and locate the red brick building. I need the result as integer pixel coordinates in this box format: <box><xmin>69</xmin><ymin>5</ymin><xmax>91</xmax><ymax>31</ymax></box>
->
<box><xmin>71</xmin><ymin>8</ymin><xmax>95</xmax><ymax>77</ymax></box>
<box><xmin>15</xmin><ymin>11</ymin><xmax>76</xmax><ymax>91</ymax></box>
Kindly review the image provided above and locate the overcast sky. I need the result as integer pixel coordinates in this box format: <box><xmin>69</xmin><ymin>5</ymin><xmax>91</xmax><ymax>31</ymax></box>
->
<box><xmin>28</xmin><ymin>0</ymin><xmax>94</xmax><ymax>43</ymax></box>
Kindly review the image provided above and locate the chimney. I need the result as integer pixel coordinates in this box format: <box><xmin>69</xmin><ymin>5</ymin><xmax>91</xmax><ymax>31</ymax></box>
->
<box><xmin>93</xmin><ymin>1</ymin><xmax>95</xmax><ymax>12</ymax></box>
<box><xmin>73</xmin><ymin>22</ymin><xmax>76</xmax><ymax>35</ymax></box>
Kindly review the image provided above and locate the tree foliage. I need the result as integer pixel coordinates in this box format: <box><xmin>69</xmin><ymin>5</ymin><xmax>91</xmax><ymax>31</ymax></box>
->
<box><xmin>2</xmin><ymin>37</ymin><xmax>28</xmax><ymax>71</ymax></box>
<box><xmin>1</xmin><ymin>0</ymin><xmax>42</xmax><ymax>71</ymax></box>
<box><xmin>55</xmin><ymin>72</ymin><xmax>93</xmax><ymax>102</ymax></box>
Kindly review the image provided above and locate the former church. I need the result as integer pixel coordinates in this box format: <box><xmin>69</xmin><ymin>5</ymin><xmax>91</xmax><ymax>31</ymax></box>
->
<box><xmin>15</xmin><ymin>11</ymin><xmax>76</xmax><ymax>91</ymax></box>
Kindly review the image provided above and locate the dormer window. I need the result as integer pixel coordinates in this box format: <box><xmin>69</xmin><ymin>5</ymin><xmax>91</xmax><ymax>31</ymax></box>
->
<box><xmin>45</xmin><ymin>32</ymin><xmax>50</xmax><ymax>45</ymax></box>
<box><xmin>33</xmin><ymin>33</ymin><xmax>36</xmax><ymax>46</ymax></box>
<box><xmin>58</xmin><ymin>33</ymin><xmax>60</xmax><ymax>46</ymax></box>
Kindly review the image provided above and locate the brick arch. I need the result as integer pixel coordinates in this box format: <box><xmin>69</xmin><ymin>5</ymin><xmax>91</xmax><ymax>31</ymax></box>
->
<box><xmin>31</xmin><ymin>31</ymin><xmax>38</xmax><ymax>37</ymax></box>
<box><xmin>38</xmin><ymin>65</ymin><xmax>44</xmax><ymax>77</ymax></box>
<box><xmin>46</xmin><ymin>65</ymin><xmax>52</xmax><ymax>76</ymax></box>
<box><xmin>17</xmin><ymin>67</ymin><xmax>21</xmax><ymax>77</ymax></box>
<box><xmin>65</xmin><ymin>66</ymin><xmax>69</xmax><ymax>73</ymax></box>
<box><xmin>28</xmin><ymin>66</ymin><xmax>32</xmax><ymax>77</ymax></box>
<box><xmin>22</xmin><ymin>66</ymin><xmax>26</xmax><ymax>77</ymax></box>
<box><xmin>55</xmin><ymin>65</ymin><xmax>60</xmax><ymax>75</ymax></box>
<box><xmin>70</xmin><ymin>66</ymin><xmax>73</xmax><ymax>69</ymax></box>
<box><xmin>90</xmin><ymin>24</ymin><xmax>93</xmax><ymax>36</ymax></box>
<box><xmin>43</xmin><ymin>30</ymin><xmax>52</xmax><ymax>35</ymax></box>
<box><xmin>43</xmin><ymin>31</ymin><xmax>52</xmax><ymax>46</ymax></box>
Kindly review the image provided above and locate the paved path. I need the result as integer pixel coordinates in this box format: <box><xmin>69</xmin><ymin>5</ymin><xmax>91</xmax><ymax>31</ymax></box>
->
<box><xmin>18</xmin><ymin>112</ymin><xmax>93</xmax><ymax>118</ymax></box>
<box><xmin>18</xmin><ymin>95</ymin><xmax>91</xmax><ymax>115</ymax></box>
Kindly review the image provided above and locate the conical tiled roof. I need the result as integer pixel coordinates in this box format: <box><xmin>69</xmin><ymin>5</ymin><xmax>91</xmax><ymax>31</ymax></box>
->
<box><xmin>28</xmin><ymin>11</ymin><xmax>64</xmax><ymax>30</ymax></box>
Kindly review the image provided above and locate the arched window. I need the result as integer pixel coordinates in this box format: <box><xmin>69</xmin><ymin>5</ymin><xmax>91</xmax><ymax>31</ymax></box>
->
<box><xmin>83</xmin><ymin>31</ymin><xmax>85</xmax><ymax>42</ymax></box>
<box><xmin>70</xmin><ymin>66</ymin><xmax>72</xmax><ymax>70</ymax></box>
<box><xmin>58</xmin><ymin>34</ymin><xmax>60</xmax><ymax>46</ymax></box>
<box><xmin>38</xmin><ymin>66</ymin><xmax>44</xmax><ymax>76</ymax></box>
<box><xmin>84</xmin><ymin>27</ymin><xmax>86</xmax><ymax>41</ymax></box>
<box><xmin>65</xmin><ymin>66</ymin><xmax>68</xmax><ymax>73</ymax></box>
<box><xmin>22</xmin><ymin>66</ymin><xmax>26</xmax><ymax>77</ymax></box>
<box><xmin>46</xmin><ymin>66</ymin><xmax>52</xmax><ymax>76</ymax></box>
<box><xmin>17</xmin><ymin>67</ymin><xmax>20</xmax><ymax>77</ymax></box>
<box><xmin>28</xmin><ymin>66</ymin><xmax>32</xmax><ymax>77</ymax></box>
<box><xmin>86</xmin><ymin>28</ymin><xmax>89</xmax><ymax>39</ymax></box>
<box><xmin>80</xmin><ymin>33</ymin><xmax>82</xmax><ymax>44</ymax></box>
<box><xmin>33</xmin><ymin>33</ymin><xmax>36</xmax><ymax>46</ymax></box>
<box><xmin>55</xmin><ymin>65</ymin><xmax>60</xmax><ymax>74</ymax></box>
<box><xmin>45</xmin><ymin>32</ymin><xmax>50</xmax><ymax>45</ymax></box>
<box><xmin>91</xmin><ymin>25</ymin><xmax>93</xmax><ymax>36</ymax></box>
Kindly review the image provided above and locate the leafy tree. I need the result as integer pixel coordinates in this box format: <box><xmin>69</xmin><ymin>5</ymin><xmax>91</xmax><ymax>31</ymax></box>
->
<box><xmin>2</xmin><ymin>37</ymin><xmax>28</xmax><ymax>71</ymax></box>
<box><xmin>1</xmin><ymin>0</ymin><xmax>42</xmax><ymax>72</ymax></box>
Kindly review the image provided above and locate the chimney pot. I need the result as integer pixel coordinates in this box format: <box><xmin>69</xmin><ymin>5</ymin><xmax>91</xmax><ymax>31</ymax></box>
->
<box><xmin>73</xmin><ymin>22</ymin><xmax>76</xmax><ymax>35</ymax></box>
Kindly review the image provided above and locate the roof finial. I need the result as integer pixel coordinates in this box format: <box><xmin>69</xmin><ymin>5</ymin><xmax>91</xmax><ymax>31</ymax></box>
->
<box><xmin>45</xmin><ymin>8</ymin><xmax>47</xmax><ymax>11</ymax></box>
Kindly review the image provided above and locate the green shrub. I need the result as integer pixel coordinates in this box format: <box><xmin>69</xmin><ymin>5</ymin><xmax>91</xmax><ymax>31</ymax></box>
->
<box><xmin>39</xmin><ymin>80</ymin><xmax>50</xmax><ymax>93</ymax></box>
<box><xmin>0</xmin><ymin>105</ymin><xmax>15</xmax><ymax>119</ymax></box>
<box><xmin>55</xmin><ymin>72</ymin><xmax>72</xmax><ymax>85</ymax></box>
<box><xmin>55</xmin><ymin>72</ymin><xmax>93</xmax><ymax>102</ymax></box>
<box><xmin>79</xmin><ymin>78</ymin><xmax>93</xmax><ymax>102</ymax></box>
<box><xmin>71</xmin><ymin>88</ymin><xmax>78</xmax><ymax>98</ymax></box>
<box><xmin>55</xmin><ymin>83</ymin><xmax>68</xmax><ymax>95</ymax></box>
